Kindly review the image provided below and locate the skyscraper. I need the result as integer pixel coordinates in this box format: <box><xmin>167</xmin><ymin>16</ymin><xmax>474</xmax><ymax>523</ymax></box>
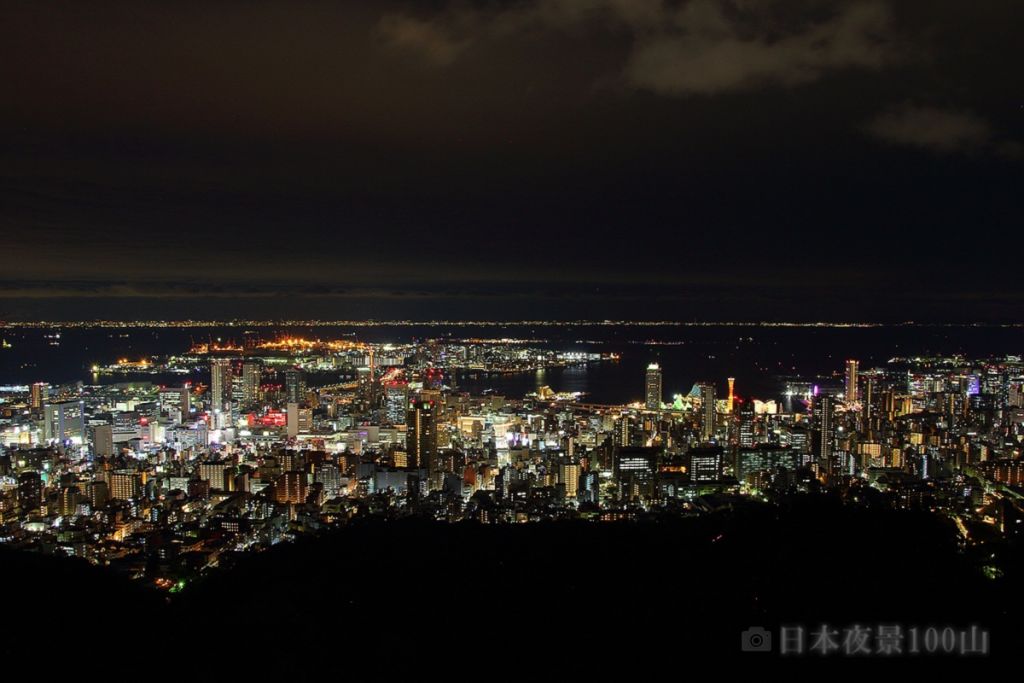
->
<box><xmin>699</xmin><ymin>382</ymin><xmax>717</xmax><ymax>442</ymax></box>
<box><xmin>385</xmin><ymin>381</ymin><xmax>409</xmax><ymax>425</ymax></box>
<box><xmin>738</xmin><ymin>400</ymin><xmax>755</xmax><ymax>447</ymax></box>
<box><xmin>210</xmin><ymin>359</ymin><xmax>233</xmax><ymax>413</ymax></box>
<box><xmin>406</xmin><ymin>399</ymin><xmax>437</xmax><ymax>472</ymax></box>
<box><xmin>645</xmin><ymin>363</ymin><xmax>662</xmax><ymax>410</ymax></box>
<box><xmin>845</xmin><ymin>359</ymin><xmax>859</xmax><ymax>403</ymax></box>
<box><xmin>44</xmin><ymin>400</ymin><xmax>86</xmax><ymax>445</ymax></box>
<box><xmin>242</xmin><ymin>361</ymin><xmax>262</xmax><ymax>409</ymax></box>
<box><xmin>17</xmin><ymin>471</ymin><xmax>42</xmax><ymax>514</ymax></box>
<box><xmin>727</xmin><ymin>377</ymin><xmax>735</xmax><ymax>414</ymax></box>
<box><xmin>30</xmin><ymin>382</ymin><xmax>48</xmax><ymax>411</ymax></box>
<box><xmin>815</xmin><ymin>394</ymin><xmax>834</xmax><ymax>479</ymax></box>
<box><xmin>284</xmin><ymin>368</ymin><xmax>307</xmax><ymax>405</ymax></box>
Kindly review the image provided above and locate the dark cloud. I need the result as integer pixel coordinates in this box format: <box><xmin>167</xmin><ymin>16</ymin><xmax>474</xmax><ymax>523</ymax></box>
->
<box><xmin>378</xmin><ymin>0</ymin><xmax>897</xmax><ymax>94</ymax></box>
<box><xmin>1</xmin><ymin>1</ymin><xmax>1022</xmax><ymax>321</ymax></box>
<box><xmin>866</xmin><ymin>104</ymin><xmax>995</xmax><ymax>154</ymax></box>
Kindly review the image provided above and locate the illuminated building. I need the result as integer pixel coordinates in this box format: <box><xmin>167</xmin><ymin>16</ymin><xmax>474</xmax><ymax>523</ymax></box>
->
<box><xmin>287</xmin><ymin>403</ymin><xmax>312</xmax><ymax>438</ymax></box>
<box><xmin>814</xmin><ymin>395</ymin><xmax>834</xmax><ymax>478</ymax></box>
<box><xmin>210</xmin><ymin>359</ymin><xmax>233</xmax><ymax>414</ymax></box>
<box><xmin>285</xmin><ymin>368</ymin><xmax>307</xmax><ymax>404</ymax></box>
<box><xmin>110</xmin><ymin>470</ymin><xmax>141</xmax><ymax>501</ymax></box>
<box><xmin>688</xmin><ymin>446</ymin><xmax>723</xmax><ymax>483</ymax></box>
<box><xmin>59</xmin><ymin>486</ymin><xmax>80</xmax><ymax>516</ymax></box>
<box><xmin>158</xmin><ymin>386</ymin><xmax>190</xmax><ymax>418</ymax></box>
<box><xmin>736</xmin><ymin>445</ymin><xmax>802</xmax><ymax>482</ymax></box>
<box><xmin>727</xmin><ymin>377</ymin><xmax>735</xmax><ymax>414</ymax></box>
<box><xmin>93</xmin><ymin>424</ymin><xmax>115</xmax><ymax>457</ymax></box>
<box><xmin>698</xmin><ymin>382</ymin><xmax>716</xmax><ymax>442</ymax></box>
<box><xmin>614</xmin><ymin>447</ymin><xmax>659</xmax><ymax>499</ymax></box>
<box><xmin>406</xmin><ymin>399</ymin><xmax>437</xmax><ymax>472</ymax></box>
<box><xmin>199</xmin><ymin>462</ymin><xmax>231</xmax><ymax>491</ymax></box>
<box><xmin>275</xmin><ymin>471</ymin><xmax>308</xmax><ymax>504</ymax></box>
<box><xmin>17</xmin><ymin>471</ymin><xmax>42</xmax><ymax>514</ymax></box>
<box><xmin>560</xmin><ymin>461</ymin><xmax>580</xmax><ymax>500</ymax></box>
<box><xmin>738</xmin><ymin>401</ymin><xmax>755</xmax><ymax>447</ymax></box>
<box><xmin>645</xmin><ymin>363</ymin><xmax>662</xmax><ymax>410</ymax></box>
<box><xmin>242</xmin><ymin>361</ymin><xmax>262</xmax><ymax>409</ymax></box>
<box><xmin>385</xmin><ymin>381</ymin><xmax>409</xmax><ymax>425</ymax></box>
<box><xmin>43</xmin><ymin>400</ymin><xmax>86</xmax><ymax>445</ymax></box>
<box><xmin>30</xmin><ymin>382</ymin><xmax>48</xmax><ymax>410</ymax></box>
<box><xmin>314</xmin><ymin>462</ymin><xmax>342</xmax><ymax>497</ymax></box>
<box><xmin>845</xmin><ymin>359</ymin><xmax>859</xmax><ymax>403</ymax></box>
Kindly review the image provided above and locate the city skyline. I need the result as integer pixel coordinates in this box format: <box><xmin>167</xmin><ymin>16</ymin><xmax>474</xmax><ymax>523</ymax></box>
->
<box><xmin>1</xmin><ymin>0</ymin><xmax>1019</xmax><ymax>669</ymax></box>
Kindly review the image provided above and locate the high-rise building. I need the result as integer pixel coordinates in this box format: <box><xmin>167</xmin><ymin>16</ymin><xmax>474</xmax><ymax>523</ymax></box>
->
<box><xmin>645</xmin><ymin>363</ymin><xmax>662</xmax><ymax>410</ymax></box>
<box><xmin>44</xmin><ymin>400</ymin><xmax>86</xmax><ymax>445</ymax></box>
<box><xmin>30</xmin><ymin>382</ymin><xmax>48</xmax><ymax>410</ymax></box>
<box><xmin>845</xmin><ymin>359</ymin><xmax>859</xmax><ymax>403</ymax></box>
<box><xmin>385</xmin><ymin>381</ymin><xmax>409</xmax><ymax>425</ymax></box>
<box><xmin>689</xmin><ymin>446</ymin><xmax>723</xmax><ymax>483</ymax></box>
<box><xmin>727</xmin><ymin>377</ymin><xmax>735</xmax><ymax>414</ymax></box>
<box><xmin>864</xmin><ymin>376</ymin><xmax>872</xmax><ymax>419</ymax></box>
<box><xmin>560</xmin><ymin>461</ymin><xmax>580</xmax><ymax>500</ymax></box>
<box><xmin>285</xmin><ymin>368</ymin><xmax>307</xmax><ymax>405</ymax></box>
<box><xmin>158</xmin><ymin>386</ymin><xmax>190</xmax><ymax>418</ymax></box>
<box><xmin>815</xmin><ymin>395</ymin><xmax>835</xmax><ymax>478</ymax></box>
<box><xmin>210</xmin><ymin>359</ymin><xmax>233</xmax><ymax>413</ymax></box>
<box><xmin>286</xmin><ymin>402</ymin><xmax>312</xmax><ymax>438</ymax></box>
<box><xmin>275</xmin><ymin>471</ymin><xmax>308</xmax><ymax>504</ymax></box>
<box><xmin>406</xmin><ymin>399</ymin><xmax>437</xmax><ymax>472</ymax></box>
<box><xmin>199</xmin><ymin>462</ymin><xmax>231</xmax><ymax>491</ymax></box>
<box><xmin>614</xmin><ymin>447</ymin><xmax>660</xmax><ymax>500</ymax></box>
<box><xmin>93</xmin><ymin>424</ymin><xmax>115</xmax><ymax>457</ymax></box>
<box><xmin>314</xmin><ymin>462</ymin><xmax>342</xmax><ymax>498</ymax></box>
<box><xmin>110</xmin><ymin>470</ymin><xmax>141</xmax><ymax>501</ymax></box>
<box><xmin>738</xmin><ymin>401</ymin><xmax>756</xmax><ymax>447</ymax></box>
<box><xmin>698</xmin><ymin>382</ymin><xmax>717</xmax><ymax>442</ymax></box>
<box><xmin>17</xmin><ymin>471</ymin><xmax>42</xmax><ymax>514</ymax></box>
<box><xmin>242</xmin><ymin>361</ymin><xmax>262</xmax><ymax>409</ymax></box>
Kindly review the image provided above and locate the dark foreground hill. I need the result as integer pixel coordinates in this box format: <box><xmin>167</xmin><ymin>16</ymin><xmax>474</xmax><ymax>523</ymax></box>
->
<box><xmin>2</xmin><ymin>496</ymin><xmax>1014</xmax><ymax>673</ymax></box>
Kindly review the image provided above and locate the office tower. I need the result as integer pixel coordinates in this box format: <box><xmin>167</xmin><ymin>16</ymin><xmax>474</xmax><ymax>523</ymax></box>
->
<box><xmin>30</xmin><ymin>382</ymin><xmax>48</xmax><ymax>410</ymax></box>
<box><xmin>385</xmin><ymin>381</ymin><xmax>409</xmax><ymax>425</ymax></box>
<box><xmin>815</xmin><ymin>395</ymin><xmax>834</xmax><ymax>478</ymax></box>
<box><xmin>614</xmin><ymin>447</ymin><xmax>660</xmax><ymax>500</ymax></box>
<box><xmin>738</xmin><ymin>401</ymin><xmax>755</xmax><ymax>447</ymax></box>
<box><xmin>617</xmin><ymin>415</ymin><xmax>631</xmax><ymax>447</ymax></box>
<box><xmin>44</xmin><ymin>400</ymin><xmax>86</xmax><ymax>444</ymax></box>
<box><xmin>158</xmin><ymin>386</ymin><xmax>190</xmax><ymax>418</ymax></box>
<box><xmin>863</xmin><ymin>377</ymin><xmax>874</xmax><ymax>420</ymax></box>
<box><xmin>845</xmin><ymin>359</ymin><xmax>859</xmax><ymax>403</ymax></box>
<box><xmin>645</xmin><ymin>363</ymin><xmax>662</xmax><ymax>410</ymax></box>
<box><xmin>314</xmin><ymin>462</ymin><xmax>342</xmax><ymax>498</ymax></box>
<box><xmin>285</xmin><ymin>368</ymin><xmax>307</xmax><ymax>405</ymax></box>
<box><xmin>242</xmin><ymin>361</ymin><xmax>262</xmax><ymax>409</ymax></box>
<box><xmin>286</xmin><ymin>402</ymin><xmax>312</xmax><ymax>438</ymax></box>
<box><xmin>698</xmin><ymin>382</ymin><xmax>717</xmax><ymax>442</ymax></box>
<box><xmin>688</xmin><ymin>446</ymin><xmax>724</xmax><ymax>483</ymax></box>
<box><xmin>93</xmin><ymin>424</ymin><xmax>115</xmax><ymax>457</ymax></box>
<box><xmin>727</xmin><ymin>377</ymin><xmax>735</xmax><ymax>414</ymax></box>
<box><xmin>210</xmin><ymin>359</ymin><xmax>233</xmax><ymax>413</ymax></box>
<box><xmin>406</xmin><ymin>399</ymin><xmax>437</xmax><ymax>472</ymax></box>
<box><xmin>17</xmin><ymin>471</ymin><xmax>42</xmax><ymax>514</ymax></box>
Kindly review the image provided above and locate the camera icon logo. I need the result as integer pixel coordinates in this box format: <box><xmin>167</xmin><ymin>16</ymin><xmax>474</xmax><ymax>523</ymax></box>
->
<box><xmin>741</xmin><ymin>627</ymin><xmax>772</xmax><ymax>652</ymax></box>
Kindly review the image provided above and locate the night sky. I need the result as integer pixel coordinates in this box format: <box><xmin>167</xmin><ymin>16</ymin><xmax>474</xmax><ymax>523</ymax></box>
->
<box><xmin>2</xmin><ymin>1</ymin><xmax>1021</xmax><ymax>321</ymax></box>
